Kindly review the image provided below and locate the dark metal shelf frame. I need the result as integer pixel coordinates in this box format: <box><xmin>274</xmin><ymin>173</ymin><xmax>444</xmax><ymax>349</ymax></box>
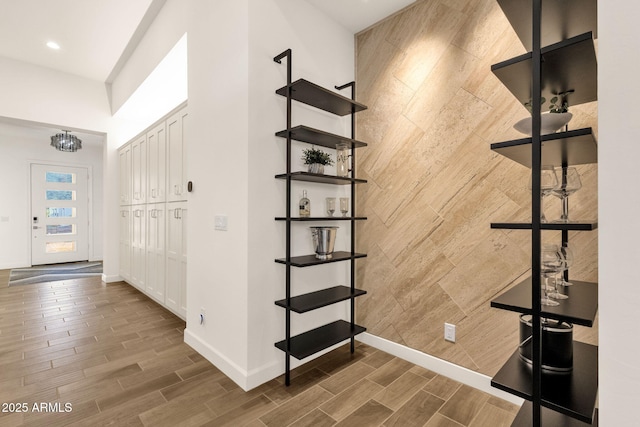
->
<box><xmin>491</xmin><ymin>277</ymin><xmax>598</xmax><ymax>327</ymax></box>
<box><xmin>275</xmin><ymin>216</ymin><xmax>367</xmax><ymax>221</ymax></box>
<box><xmin>274</xmin><ymin>320</ymin><xmax>366</xmax><ymax>360</ymax></box>
<box><xmin>273</xmin><ymin>49</ymin><xmax>367</xmax><ymax>386</ymax></box>
<box><xmin>491</xmin><ymin>342</ymin><xmax>598</xmax><ymax>424</ymax></box>
<box><xmin>275</xmin><ymin>286</ymin><xmax>367</xmax><ymax>313</ymax></box>
<box><xmin>276</xmin><ymin>125</ymin><xmax>367</xmax><ymax>149</ymax></box>
<box><xmin>490</xmin><ymin>128</ymin><xmax>597</xmax><ymax>168</ymax></box>
<box><xmin>492</xmin><ymin>32</ymin><xmax>597</xmax><ymax>112</ymax></box>
<box><xmin>491</xmin><ymin>221</ymin><xmax>597</xmax><ymax>231</ymax></box>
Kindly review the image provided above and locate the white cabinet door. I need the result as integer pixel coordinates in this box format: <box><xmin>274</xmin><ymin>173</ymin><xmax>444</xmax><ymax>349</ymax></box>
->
<box><xmin>119</xmin><ymin>145</ymin><xmax>132</xmax><ymax>205</ymax></box>
<box><xmin>167</xmin><ymin>108</ymin><xmax>188</xmax><ymax>202</ymax></box>
<box><xmin>147</xmin><ymin>123</ymin><xmax>166</xmax><ymax>203</ymax></box>
<box><xmin>146</xmin><ymin>203</ymin><xmax>165</xmax><ymax>303</ymax></box>
<box><xmin>131</xmin><ymin>135</ymin><xmax>147</xmax><ymax>205</ymax></box>
<box><xmin>166</xmin><ymin>202</ymin><xmax>187</xmax><ymax>318</ymax></box>
<box><xmin>119</xmin><ymin>207</ymin><xmax>131</xmax><ymax>281</ymax></box>
<box><xmin>130</xmin><ymin>207</ymin><xmax>146</xmax><ymax>290</ymax></box>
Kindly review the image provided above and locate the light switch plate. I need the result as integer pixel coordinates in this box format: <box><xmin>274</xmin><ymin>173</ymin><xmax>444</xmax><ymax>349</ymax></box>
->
<box><xmin>444</xmin><ymin>323</ymin><xmax>456</xmax><ymax>343</ymax></box>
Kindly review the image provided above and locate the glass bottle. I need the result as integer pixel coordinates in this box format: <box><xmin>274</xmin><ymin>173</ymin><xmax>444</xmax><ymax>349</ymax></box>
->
<box><xmin>336</xmin><ymin>143</ymin><xmax>350</xmax><ymax>177</ymax></box>
<box><xmin>299</xmin><ymin>190</ymin><xmax>310</xmax><ymax>217</ymax></box>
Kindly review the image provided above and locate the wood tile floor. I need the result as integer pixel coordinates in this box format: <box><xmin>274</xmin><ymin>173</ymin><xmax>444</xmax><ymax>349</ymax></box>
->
<box><xmin>0</xmin><ymin>271</ymin><xmax>519</xmax><ymax>426</ymax></box>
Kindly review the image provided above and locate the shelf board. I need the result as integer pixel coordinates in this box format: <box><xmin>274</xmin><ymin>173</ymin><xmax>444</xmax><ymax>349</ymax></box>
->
<box><xmin>492</xmin><ymin>32</ymin><xmax>597</xmax><ymax>110</ymax></box>
<box><xmin>497</xmin><ymin>0</ymin><xmax>598</xmax><ymax>50</ymax></box>
<box><xmin>276</xmin><ymin>79</ymin><xmax>368</xmax><ymax>116</ymax></box>
<box><xmin>491</xmin><ymin>277</ymin><xmax>598</xmax><ymax>327</ymax></box>
<box><xmin>276</xmin><ymin>125</ymin><xmax>367</xmax><ymax>149</ymax></box>
<box><xmin>511</xmin><ymin>402</ymin><xmax>598</xmax><ymax>427</ymax></box>
<box><xmin>276</xmin><ymin>172</ymin><xmax>367</xmax><ymax>185</ymax></box>
<box><xmin>274</xmin><ymin>320</ymin><xmax>366</xmax><ymax>360</ymax></box>
<box><xmin>491</xmin><ymin>341</ymin><xmax>598</xmax><ymax>424</ymax></box>
<box><xmin>491</xmin><ymin>221</ymin><xmax>598</xmax><ymax>231</ymax></box>
<box><xmin>275</xmin><ymin>251</ymin><xmax>367</xmax><ymax>267</ymax></box>
<box><xmin>491</xmin><ymin>128</ymin><xmax>597</xmax><ymax>167</ymax></box>
<box><xmin>275</xmin><ymin>286</ymin><xmax>367</xmax><ymax>313</ymax></box>
<box><xmin>275</xmin><ymin>217</ymin><xmax>367</xmax><ymax>221</ymax></box>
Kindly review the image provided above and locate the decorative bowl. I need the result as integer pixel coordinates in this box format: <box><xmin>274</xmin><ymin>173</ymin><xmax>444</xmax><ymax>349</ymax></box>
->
<box><xmin>513</xmin><ymin>112</ymin><xmax>573</xmax><ymax>136</ymax></box>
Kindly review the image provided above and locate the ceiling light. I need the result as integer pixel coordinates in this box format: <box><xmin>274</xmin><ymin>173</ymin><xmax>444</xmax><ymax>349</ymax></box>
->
<box><xmin>50</xmin><ymin>131</ymin><xmax>82</xmax><ymax>152</ymax></box>
<box><xmin>46</xmin><ymin>41</ymin><xmax>60</xmax><ymax>50</ymax></box>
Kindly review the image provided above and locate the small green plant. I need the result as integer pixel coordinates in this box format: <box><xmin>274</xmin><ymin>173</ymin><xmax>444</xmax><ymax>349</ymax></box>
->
<box><xmin>302</xmin><ymin>147</ymin><xmax>334</xmax><ymax>166</ymax></box>
<box><xmin>524</xmin><ymin>90</ymin><xmax>573</xmax><ymax>114</ymax></box>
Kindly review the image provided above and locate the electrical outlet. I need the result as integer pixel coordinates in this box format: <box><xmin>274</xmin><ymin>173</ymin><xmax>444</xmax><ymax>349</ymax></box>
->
<box><xmin>200</xmin><ymin>308</ymin><xmax>206</xmax><ymax>325</ymax></box>
<box><xmin>444</xmin><ymin>323</ymin><xmax>456</xmax><ymax>342</ymax></box>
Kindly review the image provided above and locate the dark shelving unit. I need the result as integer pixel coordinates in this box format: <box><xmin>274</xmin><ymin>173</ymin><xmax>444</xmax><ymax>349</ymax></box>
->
<box><xmin>491</xmin><ymin>128</ymin><xmax>597</xmax><ymax>168</ymax></box>
<box><xmin>491</xmin><ymin>277</ymin><xmax>598</xmax><ymax>327</ymax></box>
<box><xmin>497</xmin><ymin>0</ymin><xmax>598</xmax><ymax>50</ymax></box>
<box><xmin>489</xmin><ymin>1</ymin><xmax>598</xmax><ymax>426</ymax></box>
<box><xmin>491</xmin><ymin>221</ymin><xmax>597</xmax><ymax>231</ymax></box>
<box><xmin>492</xmin><ymin>32</ymin><xmax>598</xmax><ymax>110</ymax></box>
<box><xmin>275</xmin><ymin>172</ymin><xmax>367</xmax><ymax>185</ymax></box>
<box><xmin>275</xmin><ymin>251</ymin><xmax>367</xmax><ymax>267</ymax></box>
<box><xmin>275</xmin><ymin>320</ymin><xmax>367</xmax><ymax>360</ymax></box>
<box><xmin>274</xmin><ymin>49</ymin><xmax>368</xmax><ymax>386</ymax></box>
<box><xmin>275</xmin><ymin>286</ymin><xmax>367</xmax><ymax>313</ymax></box>
<box><xmin>276</xmin><ymin>79</ymin><xmax>367</xmax><ymax>116</ymax></box>
<box><xmin>491</xmin><ymin>341</ymin><xmax>598</xmax><ymax>424</ymax></box>
<box><xmin>276</xmin><ymin>125</ymin><xmax>368</xmax><ymax>149</ymax></box>
<box><xmin>275</xmin><ymin>216</ymin><xmax>367</xmax><ymax>222</ymax></box>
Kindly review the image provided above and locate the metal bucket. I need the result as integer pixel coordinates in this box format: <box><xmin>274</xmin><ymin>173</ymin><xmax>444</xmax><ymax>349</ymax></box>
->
<box><xmin>310</xmin><ymin>227</ymin><xmax>338</xmax><ymax>259</ymax></box>
<box><xmin>519</xmin><ymin>314</ymin><xmax>573</xmax><ymax>372</ymax></box>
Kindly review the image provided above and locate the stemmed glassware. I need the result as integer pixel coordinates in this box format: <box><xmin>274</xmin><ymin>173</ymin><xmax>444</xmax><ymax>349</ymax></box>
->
<box><xmin>340</xmin><ymin>197</ymin><xmax>349</xmax><ymax>217</ymax></box>
<box><xmin>551</xmin><ymin>167</ymin><xmax>582</xmax><ymax>222</ymax></box>
<box><xmin>326</xmin><ymin>197</ymin><xmax>335</xmax><ymax>217</ymax></box>
<box><xmin>540</xmin><ymin>244</ymin><xmax>563</xmax><ymax>306</ymax></box>
<box><xmin>528</xmin><ymin>165</ymin><xmax>558</xmax><ymax>223</ymax></box>
<box><xmin>557</xmin><ymin>244</ymin><xmax>575</xmax><ymax>287</ymax></box>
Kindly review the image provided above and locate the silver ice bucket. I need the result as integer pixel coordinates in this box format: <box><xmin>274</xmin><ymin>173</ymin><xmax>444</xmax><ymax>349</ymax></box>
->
<box><xmin>310</xmin><ymin>226</ymin><xmax>338</xmax><ymax>260</ymax></box>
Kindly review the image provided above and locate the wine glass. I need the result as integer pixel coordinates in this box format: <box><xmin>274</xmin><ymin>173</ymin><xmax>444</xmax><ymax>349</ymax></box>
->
<box><xmin>326</xmin><ymin>197</ymin><xmax>336</xmax><ymax>217</ymax></box>
<box><xmin>551</xmin><ymin>167</ymin><xmax>582</xmax><ymax>222</ymax></box>
<box><xmin>528</xmin><ymin>165</ymin><xmax>558</xmax><ymax>223</ymax></box>
<box><xmin>340</xmin><ymin>197</ymin><xmax>349</xmax><ymax>217</ymax></box>
<box><xmin>558</xmin><ymin>244</ymin><xmax>575</xmax><ymax>287</ymax></box>
<box><xmin>540</xmin><ymin>244</ymin><xmax>562</xmax><ymax>306</ymax></box>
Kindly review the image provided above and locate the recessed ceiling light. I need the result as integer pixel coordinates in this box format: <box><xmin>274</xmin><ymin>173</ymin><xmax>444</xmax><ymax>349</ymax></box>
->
<box><xmin>46</xmin><ymin>41</ymin><xmax>60</xmax><ymax>50</ymax></box>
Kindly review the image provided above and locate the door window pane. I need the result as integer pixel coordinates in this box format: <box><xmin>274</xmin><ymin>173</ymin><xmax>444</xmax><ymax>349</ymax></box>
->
<box><xmin>45</xmin><ymin>241</ymin><xmax>76</xmax><ymax>253</ymax></box>
<box><xmin>46</xmin><ymin>225</ymin><xmax>76</xmax><ymax>235</ymax></box>
<box><xmin>46</xmin><ymin>172</ymin><xmax>76</xmax><ymax>183</ymax></box>
<box><xmin>46</xmin><ymin>207</ymin><xmax>76</xmax><ymax>218</ymax></box>
<box><xmin>46</xmin><ymin>190</ymin><xmax>76</xmax><ymax>201</ymax></box>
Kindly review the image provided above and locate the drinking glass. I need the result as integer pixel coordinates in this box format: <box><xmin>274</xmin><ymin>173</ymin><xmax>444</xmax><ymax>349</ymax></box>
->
<box><xmin>340</xmin><ymin>197</ymin><xmax>349</xmax><ymax>217</ymax></box>
<box><xmin>528</xmin><ymin>165</ymin><xmax>558</xmax><ymax>223</ymax></box>
<box><xmin>551</xmin><ymin>167</ymin><xmax>582</xmax><ymax>222</ymax></box>
<box><xmin>326</xmin><ymin>197</ymin><xmax>336</xmax><ymax>217</ymax></box>
<box><xmin>541</xmin><ymin>244</ymin><xmax>562</xmax><ymax>306</ymax></box>
<box><xmin>558</xmin><ymin>244</ymin><xmax>575</xmax><ymax>287</ymax></box>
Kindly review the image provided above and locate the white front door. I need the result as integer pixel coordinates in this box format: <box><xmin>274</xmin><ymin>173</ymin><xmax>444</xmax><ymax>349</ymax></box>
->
<box><xmin>31</xmin><ymin>164</ymin><xmax>89</xmax><ymax>265</ymax></box>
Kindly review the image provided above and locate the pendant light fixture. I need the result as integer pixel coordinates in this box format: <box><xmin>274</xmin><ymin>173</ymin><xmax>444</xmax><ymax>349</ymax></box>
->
<box><xmin>50</xmin><ymin>130</ymin><xmax>82</xmax><ymax>152</ymax></box>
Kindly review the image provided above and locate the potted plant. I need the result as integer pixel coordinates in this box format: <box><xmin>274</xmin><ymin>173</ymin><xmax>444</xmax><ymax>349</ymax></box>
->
<box><xmin>515</xmin><ymin>90</ymin><xmax>573</xmax><ymax>135</ymax></box>
<box><xmin>302</xmin><ymin>147</ymin><xmax>334</xmax><ymax>174</ymax></box>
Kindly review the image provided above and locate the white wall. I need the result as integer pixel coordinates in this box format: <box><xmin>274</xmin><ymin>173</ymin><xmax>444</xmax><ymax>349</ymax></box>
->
<box><xmin>0</xmin><ymin>124</ymin><xmax>104</xmax><ymax>269</ymax></box>
<box><xmin>598</xmin><ymin>3</ymin><xmax>640</xmax><ymax>426</ymax></box>
<box><xmin>180</xmin><ymin>0</ymin><xmax>356</xmax><ymax>389</ymax></box>
<box><xmin>0</xmin><ymin>57</ymin><xmax>110</xmax><ymax>133</ymax></box>
<box><xmin>245</xmin><ymin>0</ymin><xmax>356</xmax><ymax>387</ymax></box>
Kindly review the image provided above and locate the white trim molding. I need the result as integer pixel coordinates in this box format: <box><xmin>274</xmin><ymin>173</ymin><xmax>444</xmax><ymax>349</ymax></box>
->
<box><xmin>357</xmin><ymin>333</ymin><xmax>524</xmax><ymax>406</ymax></box>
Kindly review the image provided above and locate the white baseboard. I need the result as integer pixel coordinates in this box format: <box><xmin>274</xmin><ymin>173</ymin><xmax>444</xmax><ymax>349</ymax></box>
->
<box><xmin>357</xmin><ymin>333</ymin><xmax>524</xmax><ymax>406</ymax></box>
<box><xmin>101</xmin><ymin>274</ymin><xmax>122</xmax><ymax>283</ymax></box>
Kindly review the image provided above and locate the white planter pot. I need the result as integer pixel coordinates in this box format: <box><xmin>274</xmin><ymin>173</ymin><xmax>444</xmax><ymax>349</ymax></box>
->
<box><xmin>308</xmin><ymin>163</ymin><xmax>325</xmax><ymax>174</ymax></box>
<box><xmin>513</xmin><ymin>112</ymin><xmax>573</xmax><ymax>136</ymax></box>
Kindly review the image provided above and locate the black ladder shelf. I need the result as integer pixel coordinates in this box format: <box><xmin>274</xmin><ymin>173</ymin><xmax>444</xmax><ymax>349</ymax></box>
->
<box><xmin>273</xmin><ymin>49</ymin><xmax>368</xmax><ymax>386</ymax></box>
<box><xmin>489</xmin><ymin>1</ymin><xmax>598</xmax><ymax>426</ymax></box>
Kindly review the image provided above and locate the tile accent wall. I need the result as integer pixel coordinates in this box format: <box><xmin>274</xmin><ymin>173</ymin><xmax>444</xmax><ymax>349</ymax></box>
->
<box><xmin>355</xmin><ymin>0</ymin><xmax>598</xmax><ymax>376</ymax></box>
